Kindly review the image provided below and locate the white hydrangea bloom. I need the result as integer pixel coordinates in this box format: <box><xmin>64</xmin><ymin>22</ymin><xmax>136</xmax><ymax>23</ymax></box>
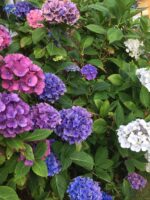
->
<box><xmin>117</xmin><ymin>119</ymin><xmax>150</xmax><ymax>152</ymax></box>
<box><xmin>124</xmin><ymin>39</ymin><xmax>144</xmax><ymax>60</ymax></box>
<box><xmin>136</xmin><ymin>68</ymin><xmax>150</xmax><ymax>92</ymax></box>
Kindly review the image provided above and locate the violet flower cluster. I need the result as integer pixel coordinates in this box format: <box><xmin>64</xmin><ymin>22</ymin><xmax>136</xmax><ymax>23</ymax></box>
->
<box><xmin>0</xmin><ymin>54</ymin><xmax>45</xmax><ymax>95</ymax></box>
<box><xmin>0</xmin><ymin>93</ymin><xmax>33</xmax><ymax>138</ymax></box>
<box><xmin>67</xmin><ymin>176</ymin><xmax>102</xmax><ymax>200</ymax></box>
<box><xmin>127</xmin><ymin>173</ymin><xmax>147</xmax><ymax>190</ymax></box>
<box><xmin>39</xmin><ymin>73</ymin><xmax>66</xmax><ymax>103</ymax></box>
<box><xmin>13</xmin><ymin>1</ymin><xmax>36</xmax><ymax>18</ymax></box>
<box><xmin>0</xmin><ymin>25</ymin><xmax>11</xmax><ymax>51</ymax></box>
<box><xmin>55</xmin><ymin>106</ymin><xmax>93</xmax><ymax>144</ymax></box>
<box><xmin>31</xmin><ymin>103</ymin><xmax>61</xmax><ymax>130</ymax></box>
<box><xmin>45</xmin><ymin>153</ymin><xmax>62</xmax><ymax>176</ymax></box>
<box><xmin>27</xmin><ymin>9</ymin><xmax>44</xmax><ymax>29</ymax></box>
<box><xmin>81</xmin><ymin>64</ymin><xmax>98</xmax><ymax>80</ymax></box>
<box><xmin>4</xmin><ymin>4</ymin><xmax>15</xmax><ymax>15</ymax></box>
<box><xmin>102</xmin><ymin>192</ymin><xmax>113</xmax><ymax>200</ymax></box>
<box><xmin>42</xmin><ymin>0</ymin><xmax>80</xmax><ymax>25</ymax></box>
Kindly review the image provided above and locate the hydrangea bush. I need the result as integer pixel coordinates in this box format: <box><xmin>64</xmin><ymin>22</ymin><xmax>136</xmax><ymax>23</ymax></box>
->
<box><xmin>0</xmin><ymin>0</ymin><xmax>150</xmax><ymax>199</ymax></box>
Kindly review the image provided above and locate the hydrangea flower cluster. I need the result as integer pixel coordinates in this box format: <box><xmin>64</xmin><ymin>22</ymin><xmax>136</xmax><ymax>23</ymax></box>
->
<box><xmin>45</xmin><ymin>153</ymin><xmax>62</xmax><ymax>176</ymax></box>
<box><xmin>55</xmin><ymin>106</ymin><xmax>93</xmax><ymax>144</ymax></box>
<box><xmin>124</xmin><ymin>39</ymin><xmax>144</xmax><ymax>60</ymax></box>
<box><xmin>136</xmin><ymin>68</ymin><xmax>150</xmax><ymax>92</ymax></box>
<box><xmin>102</xmin><ymin>192</ymin><xmax>113</xmax><ymax>200</ymax></box>
<box><xmin>1</xmin><ymin>54</ymin><xmax>45</xmax><ymax>95</ymax></box>
<box><xmin>42</xmin><ymin>0</ymin><xmax>80</xmax><ymax>25</ymax></box>
<box><xmin>0</xmin><ymin>93</ymin><xmax>33</xmax><ymax>138</ymax></box>
<box><xmin>67</xmin><ymin>176</ymin><xmax>102</xmax><ymax>200</ymax></box>
<box><xmin>65</xmin><ymin>64</ymin><xmax>80</xmax><ymax>72</ymax></box>
<box><xmin>4</xmin><ymin>4</ymin><xmax>15</xmax><ymax>15</ymax></box>
<box><xmin>31</xmin><ymin>103</ymin><xmax>61</xmax><ymax>130</ymax></box>
<box><xmin>81</xmin><ymin>64</ymin><xmax>98</xmax><ymax>80</ymax></box>
<box><xmin>27</xmin><ymin>9</ymin><xmax>44</xmax><ymax>29</ymax></box>
<box><xmin>127</xmin><ymin>173</ymin><xmax>147</xmax><ymax>190</ymax></box>
<box><xmin>0</xmin><ymin>25</ymin><xmax>11</xmax><ymax>51</ymax></box>
<box><xmin>39</xmin><ymin>73</ymin><xmax>66</xmax><ymax>103</ymax></box>
<box><xmin>13</xmin><ymin>1</ymin><xmax>36</xmax><ymax>18</ymax></box>
<box><xmin>117</xmin><ymin>119</ymin><xmax>150</xmax><ymax>152</ymax></box>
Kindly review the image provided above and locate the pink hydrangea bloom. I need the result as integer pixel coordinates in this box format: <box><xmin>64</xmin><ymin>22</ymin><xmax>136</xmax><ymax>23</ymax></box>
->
<box><xmin>0</xmin><ymin>54</ymin><xmax>45</xmax><ymax>95</ymax></box>
<box><xmin>27</xmin><ymin>9</ymin><xmax>44</xmax><ymax>29</ymax></box>
<box><xmin>0</xmin><ymin>25</ymin><xmax>11</xmax><ymax>51</ymax></box>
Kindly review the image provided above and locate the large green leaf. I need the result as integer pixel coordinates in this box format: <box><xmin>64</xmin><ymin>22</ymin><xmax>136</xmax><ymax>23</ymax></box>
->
<box><xmin>0</xmin><ymin>186</ymin><xmax>20</xmax><ymax>200</ymax></box>
<box><xmin>93</xmin><ymin>119</ymin><xmax>107</xmax><ymax>134</ymax></box>
<box><xmin>140</xmin><ymin>86</ymin><xmax>150</xmax><ymax>108</ymax></box>
<box><xmin>70</xmin><ymin>151</ymin><xmax>94</xmax><ymax>170</ymax></box>
<box><xmin>32</xmin><ymin>28</ymin><xmax>46</xmax><ymax>44</ymax></box>
<box><xmin>86</xmin><ymin>24</ymin><xmax>106</xmax><ymax>34</ymax></box>
<box><xmin>32</xmin><ymin>160</ymin><xmax>48</xmax><ymax>177</ymax></box>
<box><xmin>107</xmin><ymin>28</ymin><xmax>123</xmax><ymax>43</ymax></box>
<box><xmin>14</xmin><ymin>161</ymin><xmax>30</xmax><ymax>180</ymax></box>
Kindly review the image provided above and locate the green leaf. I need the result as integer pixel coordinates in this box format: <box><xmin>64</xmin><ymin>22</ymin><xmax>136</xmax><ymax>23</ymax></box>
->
<box><xmin>100</xmin><ymin>100</ymin><xmax>110</xmax><ymax>117</ymax></box>
<box><xmin>115</xmin><ymin>103</ymin><xmax>124</xmax><ymax>127</ymax></box>
<box><xmin>95</xmin><ymin>147</ymin><xmax>108</xmax><ymax>164</ymax></box>
<box><xmin>20</xmin><ymin>36</ymin><xmax>32</xmax><ymax>48</ymax></box>
<box><xmin>0</xmin><ymin>155</ymin><xmax>5</xmax><ymax>165</ymax></box>
<box><xmin>14</xmin><ymin>161</ymin><xmax>30</xmax><ymax>180</ymax></box>
<box><xmin>86</xmin><ymin>24</ymin><xmax>106</xmax><ymax>34</ymax></box>
<box><xmin>0</xmin><ymin>186</ymin><xmax>20</xmax><ymax>200</ymax></box>
<box><xmin>108</xmin><ymin>74</ymin><xmax>123</xmax><ymax>86</ymax></box>
<box><xmin>88</xmin><ymin>59</ymin><xmax>104</xmax><ymax>71</ymax></box>
<box><xmin>93</xmin><ymin>119</ymin><xmax>107</xmax><ymax>134</ymax></box>
<box><xmin>34</xmin><ymin>48</ymin><xmax>46</xmax><ymax>58</ymax></box>
<box><xmin>89</xmin><ymin>3</ymin><xmax>109</xmax><ymax>14</ymax></box>
<box><xmin>32</xmin><ymin>28</ymin><xmax>46</xmax><ymax>44</ymax></box>
<box><xmin>32</xmin><ymin>160</ymin><xmax>48</xmax><ymax>177</ymax></box>
<box><xmin>6</xmin><ymin>139</ymin><xmax>25</xmax><ymax>151</ymax></box>
<box><xmin>70</xmin><ymin>151</ymin><xmax>94</xmax><ymax>170</ymax></box>
<box><xmin>81</xmin><ymin>36</ymin><xmax>94</xmax><ymax>49</ymax></box>
<box><xmin>131</xmin><ymin>159</ymin><xmax>146</xmax><ymax>171</ymax></box>
<box><xmin>34</xmin><ymin>142</ymin><xmax>47</xmax><ymax>159</ymax></box>
<box><xmin>95</xmin><ymin>168</ymin><xmax>111</xmax><ymax>182</ymax></box>
<box><xmin>24</xmin><ymin>144</ymin><xmax>34</xmax><ymax>161</ymax></box>
<box><xmin>46</xmin><ymin>43</ymin><xmax>67</xmax><ymax>57</ymax></box>
<box><xmin>51</xmin><ymin>174</ymin><xmax>67</xmax><ymax>200</ymax></box>
<box><xmin>20</xmin><ymin>129</ymin><xmax>52</xmax><ymax>142</ymax></box>
<box><xmin>107</xmin><ymin>28</ymin><xmax>123</xmax><ymax>43</ymax></box>
<box><xmin>140</xmin><ymin>86</ymin><xmax>150</xmax><ymax>107</ymax></box>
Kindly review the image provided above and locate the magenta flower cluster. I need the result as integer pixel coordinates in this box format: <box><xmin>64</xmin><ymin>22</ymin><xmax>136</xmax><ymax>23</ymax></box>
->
<box><xmin>55</xmin><ymin>106</ymin><xmax>93</xmax><ymax>144</ymax></box>
<box><xmin>0</xmin><ymin>54</ymin><xmax>45</xmax><ymax>95</ymax></box>
<box><xmin>42</xmin><ymin>0</ymin><xmax>80</xmax><ymax>25</ymax></box>
<box><xmin>31</xmin><ymin>103</ymin><xmax>61</xmax><ymax>130</ymax></box>
<box><xmin>0</xmin><ymin>93</ymin><xmax>33</xmax><ymax>138</ymax></box>
<box><xmin>0</xmin><ymin>25</ymin><xmax>11</xmax><ymax>51</ymax></box>
<box><xmin>39</xmin><ymin>73</ymin><xmax>66</xmax><ymax>103</ymax></box>
<box><xmin>81</xmin><ymin>64</ymin><xmax>98</xmax><ymax>80</ymax></box>
<box><xmin>127</xmin><ymin>172</ymin><xmax>147</xmax><ymax>190</ymax></box>
<box><xmin>67</xmin><ymin>176</ymin><xmax>102</xmax><ymax>200</ymax></box>
<box><xmin>27</xmin><ymin>9</ymin><xmax>44</xmax><ymax>29</ymax></box>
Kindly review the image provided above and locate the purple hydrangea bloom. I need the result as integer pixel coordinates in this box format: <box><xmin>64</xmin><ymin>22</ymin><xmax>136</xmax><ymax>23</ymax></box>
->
<box><xmin>81</xmin><ymin>64</ymin><xmax>98</xmax><ymax>80</ymax></box>
<box><xmin>65</xmin><ymin>64</ymin><xmax>80</xmax><ymax>72</ymax></box>
<box><xmin>55</xmin><ymin>106</ymin><xmax>93</xmax><ymax>144</ymax></box>
<box><xmin>31</xmin><ymin>103</ymin><xmax>61</xmax><ymax>130</ymax></box>
<box><xmin>0</xmin><ymin>93</ymin><xmax>33</xmax><ymax>138</ymax></box>
<box><xmin>127</xmin><ymin>173</ymin><xmax>147</xmax><ymax>190</ymax></box>
<box><xmin>42</xmin><ymin>0</ymin><xmax>79</xmax><ymax>25</ymax></box>
<box><xmin>4</xmin><ymin>4</ymin><xmax>15</xmax><ymax>15</ymax></box>
<box><xmin>19</xmin><ymin>154</ymin><xmax>34</xmax><ymax>166</ymax></box>
<box><xmin>13</xmin><ymin>2</ymin><xmax>36</xmax><ymax>18</ymax></box>
<box><xmin>67</xmin><ymin>176</ymin><xmax>102</xmax><ymax>200</ymax></box>
<box><xmin>45</xmin><ymin>153</ymin><xmax>62</xmax><ymax>176</ymax></box>
<box><xmin>102</xmin><ymin>192</ymin><xmax>113</xmax><ymax>200</ymax></box>
<box><xmin>39</xmin><ymin>73</ymin><xmax>66</xmax><ymax>103</ymax></box>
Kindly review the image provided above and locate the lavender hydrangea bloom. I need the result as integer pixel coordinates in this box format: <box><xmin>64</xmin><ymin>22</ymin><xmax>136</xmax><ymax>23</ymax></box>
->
<box><xmin>45</xmin><ymin>153</ymin><xmax>62</xmax><ymax>176</ymax></box>
<box><xmin>67</xmin><ymin>176</ymin><xmax>102</xmax><ymax>200</ymax></box>
<box><xmin>0</xmin><ymin>93</ymin><xmax>33</xmax><ymax>138</ymax></box>
<box><xmin>65</xmin><ymin>64</ymin><xmax>80</xmax><ymax>72</ymax></box>
<box><xmin>4</xmin><ymin>4</ymin><xmax>15</xmax><ymax>15</ymax></box>
<box><xmin>102</xmin><ymin>192</ymin><xmax>113</xmax><ymax>200</ymax></box>
<box><xmin>55</xmin><ymin>106</ymin><xmax>93</xmax><ymax>144</ymax></box>
<box><xmin>31</xmin><ymin>103</ymin><xmax>61</xmax><ymax>130</ymax></box>
<box><xmin>42</xmin><ymin>0</ymin><xmax>79</xmax><ymax>25</ymax></box>
<box><xmin>13</xmin><ymin>2</ymin><xmax>36</xmax><ymax>18</ymax></box>
<box><xmin>127</xmin><ymin>173</ymin><xmax>147</xmax><ymax>190</ymax></box>
<box><xmin>39</xmin><ymin>73</ymin><xmax>66</xmax><ymax>103</ymax></box>
<box><xmin>81</xmin><ymin>64</ymin><xmax>98</xmax><ymax>80</ymax></box>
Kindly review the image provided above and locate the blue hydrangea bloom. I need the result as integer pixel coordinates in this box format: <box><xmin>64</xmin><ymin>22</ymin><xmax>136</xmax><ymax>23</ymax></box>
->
<box><xmin>4</xmin><ymin>4</ymin><xmax>15</xmax><ymax>15</ymax></box>
<box><xmin>65</xmin><ymin>64</ymin><xmax>80</xmax><ymax>72</ymax></box>
<box><xmin>102</xmin><ymin>192</ymin><xmax>113</xmax><ymax>200</ymax></box>
<box><xmin>81</xmin><ymin>64</ymin><xmax>98</xmax><ymax>80</ymax></box>
<box><xmin>67</xmin><ymin>176</ymin><xmax>102</xmax><ymax>200</ymax></box>
<box><xmin>55</xmin><ymin>106</ymin><xmax>93</xmax><ymax>144</ymax></box>
<box><xmin>13</xmin><ymin>2</ymin><xmax>36</xmax><ymax>18</ymax></box>
<box><xmin>39</xmin><ymin>73</ymin><xmax>66</xmax><ymax>103</ymax></box>
<box><xmin>45</xmin><ymin>153</ymin><xmax>62</xmax><ymax>176</ymax></box>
